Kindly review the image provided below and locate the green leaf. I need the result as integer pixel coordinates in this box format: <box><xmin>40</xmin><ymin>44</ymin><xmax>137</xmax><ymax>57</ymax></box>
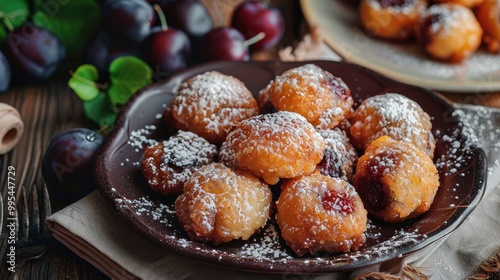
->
<box><xmin>0</xmin><ymin>27</ymin><xmax>6</xmax><ymax>44</ymax></box>
<box><xmin>0</xmin><ymin>0</ymin><xmax>30</xmax><ymax>43</ymax></box>
<box><xmin>83</xmin><ymin>92</ymin><xmax>117</xmax><ymax>129</ymax></box>
<box><xmin>32</xmin><ymin>0</ymin><xmax>100</xmax><ymax>57</ymax></box>
<box><xmin>69</xmin><ymin>64</ymin><xmax>100</xmax><ymax>101</ymax></box>
<box><xmin>108</xmin><ymin>56</ymin><xmax>152</xmax><ymax>106</ymax></box>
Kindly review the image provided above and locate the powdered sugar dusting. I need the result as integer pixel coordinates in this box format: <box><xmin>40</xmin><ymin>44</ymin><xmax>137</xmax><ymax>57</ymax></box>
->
<box><xmin>442</xmin><ymin>106</ymin><xmax>500</xmax><ymax>177</ymax></box>
<box><xmin>121</xmin><ymin>196</ymin><xmax>176</xmax><ymax>226</ymax></box>
<box><xmin>240</xmin><ymin>224</ymin><xmax>292</xmax><ymax>260</ymax></box>
<box><xmin>433</xmin><ymin>107</ymin><xmax>485</xmax><ymax>176</ymax></box>
<box><xmin>234</xmin><ymin>111</ymin><xmax>323</xmax><ymax>151</ymax></box>
<box><xmin>366</xmin><ymin>0</ymin><xmax>421</xmax><ymax>14</ymax></box>
<box><xmin>141</xmin><ymin>130</ymin><xmax>218</xmax><ymax>194</ymax></box>
<box><xmin>160</xmin><ymin>131</ymin><xmax>217</xmax><ymax>168</ymax></box>
<box><xmin>316</xmin><ymin>128</ymin><xmax>358</xmax><ymax>181</ymax></box>
<box><xmin>273</xmin><ymin>64</ymin><xmax>342</xmax><ymax>98</ymax></box>
<box><xmin>350</xmin><ymin>93</ymin><xmax>434</xmax><ymax>156</ymax></box>
<box><xmin>175</xmin><ymin>163</ymin><xmax>272</xmax><ymax>243</ymax></box>
<box><xmin>171</xmin><ymin>71</ymin><xmax>259</xmax><ymax>142</ymax></box>
<box><xmin>127</xmin><ymin>125</ymin><xmax>158</xmax><ymax>153</ymax></box>
<box><xmin>226</xmin><ymin>111</ymin><xmax>325</xmax><ymax>184</ymax></box>
<box><xmin>268</xmin><ymin>64</ymin><xmax>353</xmax><ymax>129</ymax></box>
<box><xmin>347</xmin><ymin>226</ymin><xmax>423</xmax><ymax>261</ymax></box>
<box><xmin>423</xmin><ymin>4</ymin><xmax>473</xmax><ymax>37</ymax></box>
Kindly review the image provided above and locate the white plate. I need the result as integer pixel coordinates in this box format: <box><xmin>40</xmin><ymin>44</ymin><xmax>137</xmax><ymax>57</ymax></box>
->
<box><xmin>300</xmin><ymin>0</ymin><xmax>500</xmax><ymax>93</ymax></box>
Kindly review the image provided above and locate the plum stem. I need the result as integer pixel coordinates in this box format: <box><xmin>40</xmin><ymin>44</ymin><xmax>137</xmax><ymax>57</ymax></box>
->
<box><xmin>243</xmin><ymin>32</ymin><xmax>266</xmax><ymax>47</ymax></box>
<box><xmin>153</xmin><ymin>4</ymin><xmax>168</xmax><ymax>31</ymax></box>
<box><xmin>87</xmin><ymin>126</ymin><xmax>110</xmax><ymax>141</ymax></box>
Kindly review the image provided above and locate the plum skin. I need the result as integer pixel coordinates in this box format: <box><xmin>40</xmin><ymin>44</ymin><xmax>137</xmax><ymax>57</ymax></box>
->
<box><xmin>2</xmin><ymin>24</ymin><xmax>66</xmax><ymax>83</ymax></box>
<box><xmin>0</xmin><ymin>51</ymin><xmax>10</xmax><ymax>92</ymax></box>
<box><xmin>41</xmin><ymin>128</ymin><xmax>104</xmax><ymax>205</ymax></box>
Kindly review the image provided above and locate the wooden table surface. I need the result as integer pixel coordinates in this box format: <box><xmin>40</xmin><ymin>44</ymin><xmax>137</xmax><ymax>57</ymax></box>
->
<box><xmin>1</xmin><ymin>0</ymin><xmax>499</xmax><ymax>279</ymax></box>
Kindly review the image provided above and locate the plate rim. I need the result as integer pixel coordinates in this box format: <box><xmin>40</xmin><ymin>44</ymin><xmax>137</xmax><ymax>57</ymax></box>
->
<box><xmin>95</xmin><ymin>60</ymin><xmax>488</xmax><ymax>274</ymax></box>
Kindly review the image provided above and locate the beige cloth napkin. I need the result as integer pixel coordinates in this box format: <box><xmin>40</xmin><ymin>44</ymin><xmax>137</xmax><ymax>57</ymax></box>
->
<box><xmin>46</xmin><ymin>35</ymin><xmax>500</xmax><ymax>279</ymax></box>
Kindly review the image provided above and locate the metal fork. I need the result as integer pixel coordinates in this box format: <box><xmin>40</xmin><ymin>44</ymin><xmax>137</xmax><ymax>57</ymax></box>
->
<box><xmin>9</xmin><ymin>184</ymin><xmax>52</xmax><ymax>278</ymax></box>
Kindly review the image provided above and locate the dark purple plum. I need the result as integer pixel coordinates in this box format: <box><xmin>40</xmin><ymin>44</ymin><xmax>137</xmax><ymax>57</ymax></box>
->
<box><xmin>42</xmin><ymin>128</ymin><xmax>104</xmax><ymax>205</ymax></box>
<box><xmin>231</xmin><ymin>1</ymin><xmax>285</xmax><ymax>51</ymax></box>
<box><xmin>201</xmin><ymin>27</ymin><xmax>249</xmax><ymax>62</ymax></box>
<box><xmin>159</xmin><ymin>0</ymin><xmax>211</xmax><ymax>63</ymax></box>
<box><xmin>2</xmin><ymin>24</ymin><xmax>65</xmax><ymax>83</ymax></box>
<box><xmin>160</xmin><ymin>0</ymin><xmax>212</xmax><ymax>38</ymax></box>
<box><xmin>101</xmin><ymin>0</ymin><xmax>155</xmax><ymax>44</ymax></box>
<box><xmin>0</xmin><ymin>51</ymin><xmax>10</xmax><ymax>92</ymax></box>
<box><xmin>86</xmin><ymin>30</ymin><xmax>141</xmax><ymax>74</ymax></box>
<box><xmin>142</xmin><ymin>26</ymin><xmax>191</xmax><ymax>76</ymax></box>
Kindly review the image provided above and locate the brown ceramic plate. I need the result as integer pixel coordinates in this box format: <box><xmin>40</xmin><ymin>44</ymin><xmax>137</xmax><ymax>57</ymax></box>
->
<box><xmin>95</xmin><ymin>61</ymin><xmax>487</xmax><ymax>273</ymax></box>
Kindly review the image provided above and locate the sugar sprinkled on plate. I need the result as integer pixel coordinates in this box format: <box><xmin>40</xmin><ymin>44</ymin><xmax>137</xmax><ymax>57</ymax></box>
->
<box><xmin>118</xmin><ymin>196</ymin><xmax>176</xmax><ymax>227</ymax></box>
<box><xmin>127</xmin><ymin>125</ymin><xmax>158</xmax><ymax>152</ymax></box>
<box><xmin>240</xmin><ymin>224</ymin><xmax>292</xmax><ymax>261</ymax></box>
<box><xmin>435</xmin><ymin>105</ymin><xmax>500</xmax><ymax>177</ymax></box>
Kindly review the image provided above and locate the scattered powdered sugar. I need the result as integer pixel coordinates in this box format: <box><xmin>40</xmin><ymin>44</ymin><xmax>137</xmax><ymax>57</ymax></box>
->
<box><xmin>434</xmin><ymin>129</ymin><xmax>473</xmax><ymax>176</ymax></box>
<box><xmin>433</xmin><ymin>105</ymin><xmax>499</xmax><ymax>176</ymax></box>
<box><xmin>237</xmin><ymin>220</ymin><xmax>423</xmax><ymax>265</ymax></box>
<box><xmin>115</xmin><ymin>189</ymin><xmax>426</xmax><ymax>267</ymax></box>
<box><xmin>240</xmin><ymin>224</ymin><xmax>292</xmax><ymax>260</ymax></box>
<box><xmin>346</xmin><ymin>228</ymin><xmax>423</xmax><ymax>262</ymax></box>
<box><xmin>119</xmin><ymin>196</ymin><xmax>176</xmax><ymax>226</ymax></box>
<box><xmin>127</xmin><ymin>125</ymin><xmax>158</xmax><ymax>153</ymax></box>
<box><xmin>444</xmin><ymin>106</ymin><xmax>500</xmax><ymax>177</ymax></box>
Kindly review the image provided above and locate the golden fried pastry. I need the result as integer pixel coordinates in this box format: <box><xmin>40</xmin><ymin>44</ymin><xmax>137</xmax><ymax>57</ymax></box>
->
<box><xmin>141</xmin><ymin>130</ymin><xmax>218</xmax><ymax>195</ymax></box>
<box><xmin>315</xmin><ymin>128</ymin><xmax>358</xmax><ymax>182</ymax></box>
<box><xmin>359</xmin><ymin>0</ymin><xmax>427</xmax><ymax>40</ymax></box>
<box><xmin>224</xmin><ymin>111</ymin><xmax>325</xmax><ymax>185</ymax></box>
<box><xmin>276</xmin><ymin>173</ymin><xmax>368</xmax><ymax>256</ymax></box>
<box><xmin>476</xmin><ymin>0</ymin><xmax>500</xmax><ymax>53</ymax></box>
<box><xmin>415</xmin><ymin>4</ymin><xmax>483</xmax><ymax>63</ymax></box>
<box><xmin>263</xmin><ymin>64</ymin><xmax>354</xmax><ymax>130</ymax></box>
<box><xmin>349</xmin><ymin>93</ymin><xmax>435</xmax><ymax>158</ymax></box>
<box><xmin>353</xmin><ymin>136</ymin><xmax>440</xmax><ymax>223</ymax></box>
<box><xmin>175</xmin><ymin>163</ymin><xmax>272</xmax><ymax>244</ymax></box>
<box><xmin>434</xmin><ymin>0</ymin><xmax>484</xmax><ymax>8</ymax></box>
<box><xmin>168</xmin><ymin>71</ymin><xmax>259</xmax><ymax>144</ymax></box>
